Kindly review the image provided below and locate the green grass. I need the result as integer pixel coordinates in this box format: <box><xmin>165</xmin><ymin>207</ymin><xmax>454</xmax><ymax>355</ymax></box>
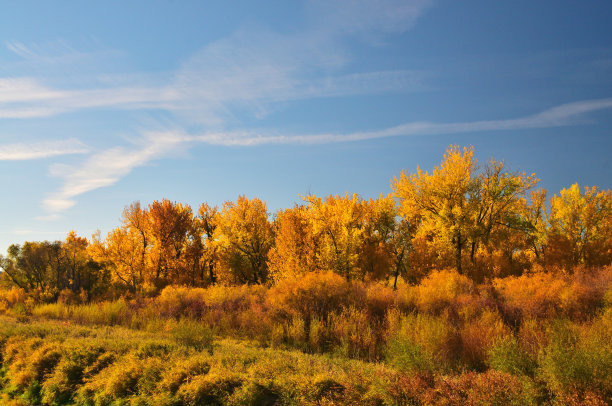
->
<box><xmin>0</xmin><ymin>315</ymin><xmax>561</xmax><ymax>405</ymax></box>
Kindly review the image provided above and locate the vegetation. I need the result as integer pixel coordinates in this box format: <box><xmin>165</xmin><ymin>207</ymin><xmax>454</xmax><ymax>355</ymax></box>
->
<box><xmin>0</xmin><ymin>145</ymin><xmax>611</xmax><ymax>404</ymax></box>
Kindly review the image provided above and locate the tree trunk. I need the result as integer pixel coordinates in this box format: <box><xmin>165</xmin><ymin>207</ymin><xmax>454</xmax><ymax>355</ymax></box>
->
<box><xmin>456</xmin><ymin>234</ymin><xmax>463</xmax><ymax>274</ymax></box>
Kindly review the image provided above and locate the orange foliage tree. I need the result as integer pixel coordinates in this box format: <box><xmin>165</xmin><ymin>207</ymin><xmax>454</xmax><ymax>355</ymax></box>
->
<box><xmin>268</xmin><ymin>205</ymin><xmax>318</xmax><ymax>282</ymax></box>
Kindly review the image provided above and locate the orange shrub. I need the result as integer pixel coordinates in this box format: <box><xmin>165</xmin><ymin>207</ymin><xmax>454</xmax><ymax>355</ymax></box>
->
<box><xmin>459</xmin><ymin>309</ymin><xmax>510</xmax><ymax>370</ymax></box>
<box><xmin>154</xmin><ymin>284</ymin><xmax>267</xmax><ymax>320</ymax></box>
<box><xmin>267</xmin><ymin>271</ymin><xmax>357</xmax><ymax>321</ymax></box>
<box><xmin>330</xmin><ymin>306</ymin><xmax>378</xmax><ymax>360</ymax></box>
<box><xmin>565</xmin><ymin>266</ymin><xmax>612</xmax><ymax>320</ymax></box>
<box><xmin>155</xmin><ymin>285</ymin><xmax>208</xmax><ymax>318</ymax></box>
<box><xmin>414</xmin><ymin>269</ymin><xmax>475</xmax><ymax>314</ymax></box>
<box><xmin>0</xmin><ymin>287</ymin><xmax>28</xmax><ymax>314</ymax></box>
<box><xmin>446</xmin><ymin>370</ymin><xmax>540</xmax><ymax>405</ymax></box>
<box><xmin>363</xmin><ymin>283</ymin><xmax>401</xmax><ymax>320</ymax></box>
<box><xmin>494</xmin><ymin>272</ymin><xmax>569</xmax><ymax>321</ymax></box>
<box><xmin>494</xmin><ymin>267</ymin><xmax>612</xmax><ymax>323</ymax></box>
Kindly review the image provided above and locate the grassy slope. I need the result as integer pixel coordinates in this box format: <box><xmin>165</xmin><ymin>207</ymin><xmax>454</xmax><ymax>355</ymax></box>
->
<box><xmin>0</xmin><ymin>315</ymin><xmax>548</xmax><ymax>406</ymax></box>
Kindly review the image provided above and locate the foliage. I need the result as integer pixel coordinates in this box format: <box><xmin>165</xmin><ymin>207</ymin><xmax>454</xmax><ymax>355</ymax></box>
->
<box><xmin>1</xmin><ymin>145</ymin><xmax>612</xmax><ymax>403</ymax></box>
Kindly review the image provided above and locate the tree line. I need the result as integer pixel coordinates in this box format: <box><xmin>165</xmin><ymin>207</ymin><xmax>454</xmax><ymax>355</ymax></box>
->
<box><xmin>1</xmin><ymin>145</ymin><xmax>611</xmax><ymax>298</ymax></box>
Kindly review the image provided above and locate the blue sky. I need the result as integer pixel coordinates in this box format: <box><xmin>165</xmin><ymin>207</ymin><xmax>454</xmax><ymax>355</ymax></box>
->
<box><xmin>1</xmin><ymin>0</ymin><xmax>611</xmax><ymax>252</ymax></box>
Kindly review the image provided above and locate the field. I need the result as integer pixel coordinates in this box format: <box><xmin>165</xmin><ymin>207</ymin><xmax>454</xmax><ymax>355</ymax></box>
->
<box><xmin>1</xmin><ymin>267</ymin><xmax>611</xmax><ymax>405</ymax></box>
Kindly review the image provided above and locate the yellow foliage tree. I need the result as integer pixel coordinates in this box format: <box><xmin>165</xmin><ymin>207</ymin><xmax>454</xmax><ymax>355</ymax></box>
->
<box><xmin>393</xmin><ymin>146</ymin><xmax>538</xmax><ymax>279</ymax></box>
<box><xmin>91</xmin><ymin>227</ymin><xmax>144</xmax><ymax>293</ymax></box>
<box><xmin>217</xmin><ymin>196</ymin><xmax>273</xmax><ymax>284</ymax></box>
<box><xmin>545</xmin><ymin>184</ymin><xmax>612</xmax><ymax>269</ymax></box>
<box><xmin>306</xmin><ymin>193</ymin><xmax>367</xmax><ymax>281</ymax></box>
<box><xmin>268</xmin><ymin>205</ymin><xmax>318</xmax><ymax>282</ymax></box>
<box><xmin>195</xmin><ymin>203</ymin><xmax>221</xmax><ymax>285</ymax></box>
<box><xmin>393</xmin><ymin>146</ymin><xmax>478</xmax><ymax>275</ymax></box>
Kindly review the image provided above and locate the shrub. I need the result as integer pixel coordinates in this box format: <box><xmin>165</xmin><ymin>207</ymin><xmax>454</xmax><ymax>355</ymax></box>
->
<box><xmin>451</xmin><ymin>370</ymin><xmax>540</xmax><ymax>405</ymax></box>
<box><xmin>494</xmin><ymin>272</ymin><xmax>568</xmax><ymax>321</ymax></box>
<box><xmin>156</xmin><ymin>285</ymin><xmax>207</xmax><ymax>319</ymax></box>
<box><xmin>40</xmin><ymin>343</ymin><xmax>105</xmax><ymax>405</ymax></box>
<box><xmin>539</xmin><ymin>316</ymin><xmax>612</xmax><ymax>401</ymax></box>
<box><xmin>487</xmin><ymin>335</ymin><xmax>536</xmax><ymax>376</ymax></box>
<box><xmin>0</xmin><ymin>288</ymin><xmax>28</xmax><ymax>313</ymax></box>
<box><xmin>177</xmin><ymin>372</ymin><xmax>243</xmax><ymax>406</ymax></box>
<box><xmin>363</xmin><ymin>283</ymin><xmax>399</xmax><ymax>320</ymax></box>
<box><xmin>307</xmin><ymin>376</ymin><xmax>345</xmax><ymax>404</ymax></box>
<box><xmin>517</xmin><ymin>318</ymin><xmax>549</xmax><ymax>361</ymax></box>
<box><xmin>330</xmin><ymin>307</ymin><xmax>378</xmax><ymax>360</ymax></box>
<box><xmin>159</xmin><ymin>355</ymin><xmax>210</xmax><ymax>394</ymax></box>
<box><xmin>459</xmin><ymin>309</ymin><xmax>510</xmax><ymax>370</ymax></box>
<box><xmin>229</xmin><ymin>381</ymin><xmax>281</xmax><ymax>406</ymax></box>
<box><xmin>494</xmin><ymin>267</ymin><xmax>612</xmax><ymax>324</ymax></box>
<box><xmin>26</xmin><ymin>342</ymin><xmax>62</xmax><ymax>385</ymax></box>
<box><xmin>385</xmin><ymin>313</ymin><xmax>458</xmax><ymax>373</ymax></box>
<box><xmin>415</xmin><ymin>269</ymin><xmax>474</xmax><ymax>314</ymax></box>
<box><xmin>57</xmin><ymin>289</ymin><xmax>81</xmax><ymax>305</ymax></box>
<box><xmin>78</xmin><ymin>355</ymin><xmax>164</xmax><ymax>404</ymax></box>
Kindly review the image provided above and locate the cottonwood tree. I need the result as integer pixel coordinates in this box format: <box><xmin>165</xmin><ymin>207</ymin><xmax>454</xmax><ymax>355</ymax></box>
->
<box><xmin>217</xmin><ymin>196</ymin><xmax>273</xmax><ymax>284</ymax></box>
<box><xmin>393</xmin><ymin>146</ymin><xmax>478</xmax><ymax>275</ymax></box>
<box><xmin>194</xmin><ymin>203</ymin><xmax>221</xmax><ymax>285</ymax></box>
<box><xmin>545</xmin><ymin>184</ymin><xmax>612</xmax><ymax>269</ymax></box>
<box><xmin>392</xmin><ymin>146</ymin><xmax>538</xmax><ymax>279</ymax></box>
<box><xmin>306</xmin><ymin>193</ymin><xmax>367</xmax><ymax>281</ymax></box>
<box><xmin>148</xmin><ymin>199</ymin><xmax>193</xmax><ymax>286</ymax></box>
<box><xmin>268</xmin><ymin>205</ymin><xmax>318</xmax><ymax>282</ymax></box>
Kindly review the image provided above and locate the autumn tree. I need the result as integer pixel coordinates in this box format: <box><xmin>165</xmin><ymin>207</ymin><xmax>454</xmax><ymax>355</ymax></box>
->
<box><xmin>362</xmin><ymin>196</ymin><xmax>417</xmax><ymax>287</ymax></box>
<box><xmin>268</xmin><ymin>205</ymin><xmax>319</xmax><ymax>282</ymax></box>
<box><xmin>122</xmin><ymin>202</ymin><xmax>151</xmax><ymax>283</ymax></box>
<box><xmin>217</xmin><ymin>196</ymin><xmax>273</xmax><ymax>284</ymax></box>
<box><xmin>306</xmin><ymin>193</ymin><xmax>368</xmax><ymax>281</ymax></box>
<box><xmin>358</xmin><ymin>195</ymin><xmax>407</xmax><ymax>283</ymax></box>
<box><xmin>0</xmin><ymin>235</ymin><xmax>104</xmax><ymax>297</ymax></box>
<box><xmin>63</xmin><ymin>231</ymin><xmax>102</xmax><ymax>294</ymax></box>
<box><xmin>392</xmin><ymin>146</ymin><xmax>538</xmax><ymax>279</ymax></box>
<box><xmin>270</xmin><ymin>194</ymin><xmax>412</xmax><ymax>284</ymax></box>
<box><xmin>189</xmin><ymin>203</ymin><xmax>220</xmax><ymax>286</ymax></box>
<box><xmin>0</xmin><ymin>242</ymin><xmax>56</xmax><ymax>291</ymax></box>
<box><xmin>90</xmin><ymin>227</ymin><xmax>145</xmax><ymax>293</ymax></box>
<box><xmin>148</xmin><ymin>199</ymin><xmax>194</xmax><ymax>286</ymax></box>
<box><xmin>469</xmin><ymin>160</ymin><xmax>538</xmax><ymax>261</ymax></box>
<box><xmin>393</xmin><ymin>146</ymin><xmax>478</xmax><ymax>275</ymax></box>
<box><xmin>524</xmin><ymin>188</ymin><xmax>548</xmax><ymax>261</ymax></box>
<box><xmin>545</xmin><ymin>184</ymin><xmax>612</xmax><ymax>269</ymax></box>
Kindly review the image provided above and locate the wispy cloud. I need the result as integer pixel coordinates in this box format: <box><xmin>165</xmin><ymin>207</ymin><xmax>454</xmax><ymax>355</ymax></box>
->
<box><xmin>1</xmin><ymin>47</ymin><xmax>424</xmax><ymax>122</ymax></box>
<box><xmin>43</xmin><ymin>132</ymin><xmax>188</xmax><ymax>213</ymax></box>
<box><xmin>188</xmin><ymin>97</ymin><xmax>612</xmax><ymax>146</ymax></box>
<box><xmin>0</xmin><ymin>138</ymin><xmax>89</xmax><ymax>160</ymax></box>
<box><xmin>1</xmin><ymin>1</ymin><xmax>435</xmax><ymax>122</ymax></box>
<box><xmin>0</xmin><ymin>77</ymin><xmax>175</xmax><ymax>118</ymax></box>
<box><xmin>308</xmin><ymin>0</ymin><xmax>435</xmax><ymax>37</ymax></box>
<box><xmin>5</xmin><ymin>2</ymin><xmax>437</xmax><ymax>217</ymax></box>
<box><xmin>41</xmin><ymin>97</ymin><xmax>612</xmax><ymax>215</ymax></box>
